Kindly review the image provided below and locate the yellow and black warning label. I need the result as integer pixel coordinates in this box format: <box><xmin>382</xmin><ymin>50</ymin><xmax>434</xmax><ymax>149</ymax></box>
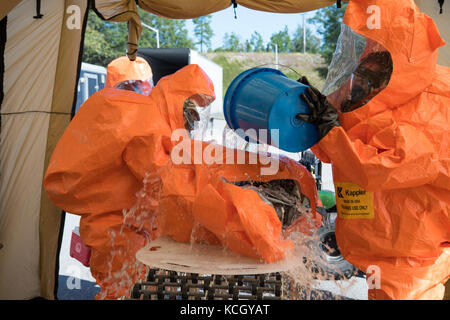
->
<box><xmin>335</xmin><ymin>182</ymin><xmax>374</xmax><ymax>219</ymax></box>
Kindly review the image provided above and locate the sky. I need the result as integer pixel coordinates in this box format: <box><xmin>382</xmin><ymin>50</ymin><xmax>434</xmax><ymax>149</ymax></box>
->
<box><xmin>185</xmin><ymin>6</ymin><xmax>320</xmax><ymax>50</ymax></box>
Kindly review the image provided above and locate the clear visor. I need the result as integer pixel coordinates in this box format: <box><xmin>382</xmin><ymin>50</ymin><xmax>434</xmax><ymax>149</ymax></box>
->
<box><xmin>322</xmin><ymin>24</ymin><xmax>393</xmax><ymax>113</ymax></box>
<box><xmin>114</xmin><ymin>77</ymin><xmax>154</xmax><ymax>96</ymax></box>
<box><xmin>183</xmin><ymin>94</ymin><xmax>214</xmax><ymax>140</ymax></box>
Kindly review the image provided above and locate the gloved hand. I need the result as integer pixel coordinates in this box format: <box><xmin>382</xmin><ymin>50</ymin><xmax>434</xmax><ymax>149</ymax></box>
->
<box><xmin>296</xmin><ymin>76</ymin><xmax>340</xmax><ymax>140</ymax></box>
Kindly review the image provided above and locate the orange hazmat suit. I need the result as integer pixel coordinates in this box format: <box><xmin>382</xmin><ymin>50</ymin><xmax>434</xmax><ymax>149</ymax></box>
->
<box><xmin>44</xmin><ymin>62</ymin><xmax>215</xmax><ymax>299</ymax></box>
<box><xmin>156</xmin><ymin>142</ymin><xmax>322</xmax><ymax>263</ymax></box>
<box><xmin>311</xmin><ymin>0</ymin><xmax>450</xmax><ymax>299</ymax></box>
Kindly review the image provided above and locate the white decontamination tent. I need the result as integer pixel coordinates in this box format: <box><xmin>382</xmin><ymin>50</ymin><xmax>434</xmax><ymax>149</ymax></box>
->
<box><xmin>0</xmin><ymin>0</ymin><xmax>448</xmax><ymax>300</ymax></box>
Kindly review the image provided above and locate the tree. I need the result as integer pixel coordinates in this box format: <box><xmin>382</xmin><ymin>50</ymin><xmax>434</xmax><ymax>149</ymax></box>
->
<box><xmin>82</xmin><ymin>13</ymin><xmax>128</xmax><ymax>66</ymax></box>
<box><xmin>269</xmin><ymin>26</ymin><xmax>291</xmax><ymax>53</ymax></box>
<box><xmin>222</xmin><ymin>32</ymin><xmax>244</xmax><ymax>52</ymax></box>
<box><xmin>82</xmin><ymin>9</ymin><xmax>194</xmax><ymax>67</ymax></box>
<box><xmin>292</xmin><ymin>25</ymin><xmax>320</xmax><ymax>54</ymax></box>
<box><xmin>140</xmin><ymin>10</ymin><xmax>194</xmax><ymax>49</ymax></box>
<box><xmin>192</xmin><ymin>15</ymin><xmax>214</xmax><ymax>52</ymax></box>
<box><xmin>249</xmin><ymin>31</ymin><xmax>264</xmax><ymax>52</ymax></box>
<box><xmin>244</xmin><ymin>40</ymin><xmax>252</xmax><ymax>52</ymax></box>
<box><xmin>308</xmin><ymin>3</ymin><xmax>347</xmax><ymax>76</ymax></box>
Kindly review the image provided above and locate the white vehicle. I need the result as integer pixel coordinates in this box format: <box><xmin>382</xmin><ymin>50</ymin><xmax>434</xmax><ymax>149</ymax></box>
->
<box><xmin>75</xmin><ymin>62</ymin><xmax>107</xmax><ymax>113</ymax></box>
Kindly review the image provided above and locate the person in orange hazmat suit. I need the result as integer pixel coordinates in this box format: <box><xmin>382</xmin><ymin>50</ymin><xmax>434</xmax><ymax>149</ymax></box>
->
<box><xmin>44</xmin><ymin>58</ymin><xmax>216</xmax><ymax>299</ymax></box>
<box><xmin>296</xmin><ymin>0</ymin><xmax>450</xmax><ymax>299</ymax></box>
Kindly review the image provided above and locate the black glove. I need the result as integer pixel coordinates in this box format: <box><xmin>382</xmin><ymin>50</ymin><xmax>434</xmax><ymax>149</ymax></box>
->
<box><xmin>296</xmin><ymin>76</ymin><xmax>340</xmax><ymax>140</ymax></box>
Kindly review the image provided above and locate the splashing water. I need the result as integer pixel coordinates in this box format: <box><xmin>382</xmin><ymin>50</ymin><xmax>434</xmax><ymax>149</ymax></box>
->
<box><xmin>96</xmin><ymin>165</ymin><xmax>358</xmax><ymax>299</ymax></box>
<box><xmin>280</xmin><ymin>213</ymin><xmax>360</xmax><ymax>300</ymax></box>
<box><xmin>217</xmin><ymin>178</ymin><xmax>359</xmax><ymax>300</ymax></box>
<box><xmin>93</xmin><ymin>171</ymin><xmax>162</xmax><ymax>300</ymax></box>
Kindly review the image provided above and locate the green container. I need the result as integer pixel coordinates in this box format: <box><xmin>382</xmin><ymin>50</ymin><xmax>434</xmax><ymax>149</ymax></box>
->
<box><xmin>318</xmin><ymin>190</ymin><xmax>336</xmax><ymax>209</ymax></box>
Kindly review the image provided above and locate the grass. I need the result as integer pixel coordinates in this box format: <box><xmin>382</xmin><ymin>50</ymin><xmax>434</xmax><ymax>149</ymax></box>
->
<box><xmin>210</xmin><ymin>55</ymin><xmax>247</xmax><ymax>97</ymax></box>
<box><xmin>206</xmin><ymin>52</ymin><xmax>327</xmax><ymax>97</ymax></box>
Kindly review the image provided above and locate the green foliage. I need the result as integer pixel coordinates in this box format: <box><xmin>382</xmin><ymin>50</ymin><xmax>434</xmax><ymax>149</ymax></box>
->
<box><xmin>82</xmin><ymin>13</ymin><xmax>127</xmax><ymax>66</ymax></box>
<box><xmin>292</xmin><ymin>25</ymin><xmax>320</xmax><ymax>54</ymax></box>
<box><xmin>192</xmin><ymin>15</ymin><xmax>214</xmax><ymax>52</ymax></box>
<box><xmin>244</xmin><ymin>40</ymin><xmax>252</xmax><ymax>52</ymax></box>
<box><xmin>269</xmin><ymin>26</ymin><xmax>291</xmax><ymax>53</ymax></box>
<box><xmin>249</xmin><ymin>31</ymin><xmax>265</xmax><ymax>52</ymax></box>
<box><xmin>139</xmin><ymin>9</ymin><xmax>194</xmax><ymax>49</ymax></box>
<box><xmin>308</xmin><ymin>3</ymin><xmax>347</xmax><ymax>77</ymax></box>
<box><xmin>222</xmin><ymin>32</ymin><xmax>244</xmax><ymax>52</ymax></box>
<box><xmin>264</xmin><ymin>25</ymin><xmax>320</xmax><ymax>55</ymax></box>
<box><xmin>82</xmin><ymin>9</ymin><xmax>194</xmax><ymax>67</ymax></box>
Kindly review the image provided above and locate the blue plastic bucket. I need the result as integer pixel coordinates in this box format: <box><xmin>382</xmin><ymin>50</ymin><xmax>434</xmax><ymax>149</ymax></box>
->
<box><xmin>223</xmin><ymin>68</ymin><xmax>319</xmax><ymax>153</ymax></box>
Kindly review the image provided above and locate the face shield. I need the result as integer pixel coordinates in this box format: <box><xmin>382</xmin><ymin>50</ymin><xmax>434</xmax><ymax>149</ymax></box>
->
<box><xmin>114</xmin><ymin>78</ymin><xmax>154</xmax><ymax>96</ymax></box>
<box><xmin>183</xmin><ymin>94</ymin><xmax>214</xmax><ymax>140</ymax></box>
<box><xmin>322</xmin><ymin>24</ymin><xmax>393</xmax><ymax>113</ymax></box>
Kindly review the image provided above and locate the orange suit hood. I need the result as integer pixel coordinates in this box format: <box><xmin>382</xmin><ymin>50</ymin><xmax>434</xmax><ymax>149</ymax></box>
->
<box><xmin>105</xmin><ymin>56</ymin><xmax>153</xmax><ymax>88</ymax></box>
<box><xmin>339</xmin><ymin>0</ymin><xmax>445</xmax><ymax>130</ymax></box>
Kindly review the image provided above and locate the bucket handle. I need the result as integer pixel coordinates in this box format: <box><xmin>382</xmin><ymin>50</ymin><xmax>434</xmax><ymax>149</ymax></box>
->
<box><xmin>249</xmin><ymin>63</ymin><xmax>302</xmax><ymax>79</ymax></box>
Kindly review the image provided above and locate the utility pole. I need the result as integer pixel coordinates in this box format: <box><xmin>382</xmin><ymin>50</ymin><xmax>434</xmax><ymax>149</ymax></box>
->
<box><xmin>303</xmin><ymin>13</ymin><xmax>306</xmax><ymax>53</ymax></box>
<box><xmin>200</xmin><ymin>23</ymin><xmax>204</xmax><ymax>52</ymax></box>
<box><xmin>141</xmin><ymin>22</ymin><xmax>160</xmax><ymax>48</ymax></box>
<box><xmin>274</xmin><ymin>43</ymin><xmax>278</xmax><ymax>69</ymax></box>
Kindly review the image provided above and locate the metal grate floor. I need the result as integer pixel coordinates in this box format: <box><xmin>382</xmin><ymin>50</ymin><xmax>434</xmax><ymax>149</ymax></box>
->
<box><xmin>128</xmin><ymin>268</ymin><xmax>283</xmax><ymax>300</ymax></box>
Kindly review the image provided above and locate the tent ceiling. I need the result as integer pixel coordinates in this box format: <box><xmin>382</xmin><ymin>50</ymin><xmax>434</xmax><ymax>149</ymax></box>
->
<box><xmin>93</xmin><ymin>0</ymin><xmax>338</xmax><ymax>60</ymax></box>
<box><xmin>134</xmin><ymin>0</ymin><xmax>338</xmax><ymax>19</ymax></box>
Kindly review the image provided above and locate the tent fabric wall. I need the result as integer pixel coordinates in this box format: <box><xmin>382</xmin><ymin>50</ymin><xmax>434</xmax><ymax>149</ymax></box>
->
<box><xmin>39</xmin><ymin>0</ymin><xmax>89</xmax><ymax>300</ymax></box>
<box><xmin>415</xmin><ymin>0</ymin><xmax>450</xmax><ymax>67</ymax></box>
<box><xmin>0</xmin><ymin>0</ymin><xmax>88</xmax><ymax>299</ymax></box>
